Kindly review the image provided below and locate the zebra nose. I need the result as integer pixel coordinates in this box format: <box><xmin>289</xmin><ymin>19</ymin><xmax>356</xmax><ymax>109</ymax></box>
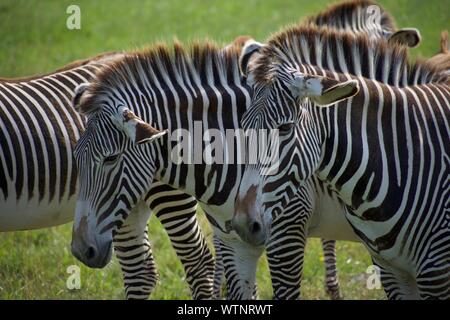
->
<box><xmin>249</xmin><ymin>221</ymin><xmax>262</xmax><ymax>234</ymax></box>
<box><xmin>231</xmin><ymin>210</ymin><xmax>267</xmax><ymax>246</ymax></box>
<box><xmin>248</xmin><ymin>224</ymin><xmax>266</xmax><ymax>246</ymax></box>
<box><xmin>248</xmin><ymin>220</ymin><xmax>267</xmax><ymax>246</ymax></box>
<box><xmin>71</xmin><ymin>240</ymin><xmax>112</xmax><ymax>269</ymax></box>
<box><xmin>85</xmin><ymin>246</ymin><xmax>97</xmax><ymax>261</ymax></box>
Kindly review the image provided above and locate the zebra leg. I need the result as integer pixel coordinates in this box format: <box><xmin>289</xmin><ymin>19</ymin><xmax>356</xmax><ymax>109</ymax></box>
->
<box><xmin>147</xmin><ymin>183</ymin><xmax>215</xmax><ymax>299</ymax></box>
<box><xmin>267</xmin><ymin>190</ymin><xmax>313</xmax><ymax>299</ymax></box>
<box><xmin>321</xmin><ymin>239</ymin><xmax>342</xmax><ymax>300</ymax></box>
<box><xmin>114</xmin><ymin>201</ymin><xmax>158</xmax><ymax>300</ymax></box>
<box><xmin>266</xmin><ymin>214</ymin><xmax>305</xmax><ymax>299</ymax></box>
<box><xmin>213</xmin><ymin>234</ymin><xmax>225</xmax><ymax>299</ymax></box>
<box><xmin>415</xmin><ymin>240</ymin><xmax>450</xmax><ymax>299</ymax></box>
<box><xmin>416</xmin><ymin>253</ymin><xmax>450</xmax><ymax>299</ymax></box>
<box><xmin>219</xmin><ymin>236</ymin><xmax>262</xmax><ymax>299</ymax></box>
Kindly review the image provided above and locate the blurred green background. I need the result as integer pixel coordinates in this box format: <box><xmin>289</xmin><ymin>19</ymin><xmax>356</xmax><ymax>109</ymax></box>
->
<box><xmin>0</xmin><ymin>0</ymin><xmax>448</xmax><ymax>299</ymax></box>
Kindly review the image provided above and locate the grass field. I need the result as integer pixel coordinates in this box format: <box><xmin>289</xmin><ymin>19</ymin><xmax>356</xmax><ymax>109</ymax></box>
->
<box><xmin>0</xmin><ymin>0</ymin><xmax>448</xmax><ymax>300</ymax></box>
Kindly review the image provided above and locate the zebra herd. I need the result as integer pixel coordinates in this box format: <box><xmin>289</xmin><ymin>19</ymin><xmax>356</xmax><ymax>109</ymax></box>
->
<box><xmin>1</xmin><ymin>0</ymin><xmax>449</xmax><ymax>300</ymax></box>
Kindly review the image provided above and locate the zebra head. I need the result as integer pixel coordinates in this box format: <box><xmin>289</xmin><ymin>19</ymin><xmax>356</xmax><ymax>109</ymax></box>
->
<box><xmin>359</xmin><ymin>3</ymin><xmax>421</xmax><ymax>47</ymax></box>
<box><xmin>304</xmin><ymin>0</ymin><xmax>422</xmax><ymax>48</ymax></box>
<box><xmin>236</xmin><ymin>41</ymin><xmax>359</xmax><ymax>228</ymax></box>
<box><xmin>71</xmin><ymin>83</ymin><xmax>167</xmax><ymax>268</ymax></box>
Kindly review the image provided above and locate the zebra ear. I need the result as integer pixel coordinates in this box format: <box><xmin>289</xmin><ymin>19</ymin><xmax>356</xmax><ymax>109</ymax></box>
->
<box><xmin>291</xmin><ymin>74</ymin><xmax>359</xmax><ymax>107</ymax></box>
<box><xmin>239</xmin><ymin>39</ymin><xmax>264</xmax><ymax>84</ymax></box>
<box><xmin>388</xmin><ymin>28</ymin><xmax>421</xmax><ymax>48</ymax></box>
<box><xmin>311</xmin><ymin>79</ymin><xmax>360</xmax><ymax>107</ymax></box>
<box><xmin>119</xmin><ymin>107</ymin><xmax>168</xmax><ymax>145</ymax></box>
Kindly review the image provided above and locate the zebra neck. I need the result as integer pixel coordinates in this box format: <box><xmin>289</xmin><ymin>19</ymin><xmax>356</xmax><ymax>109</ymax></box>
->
<box><xmin>316</xmin><ymin>77</ymin><xmax>399</xmax><ymax>214</ymax></box>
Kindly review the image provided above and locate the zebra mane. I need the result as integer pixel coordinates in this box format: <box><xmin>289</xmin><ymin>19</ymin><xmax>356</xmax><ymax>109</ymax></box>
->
<box><xmin>78</xmin><ymin>41</ymin><xmax>242</xmax><ymax>115</ymax></box>
<box><xmin>252</xmin><ymin>24</ymin><xmax>448</xmax><ymax>86</ymax></box>
<box><xmin>304</xmin><ymin>0</ymin><xmax>396</xmax><ymax>32</ymax></box>
<box><xmin>0</xmin><ymin>51</ymin><xmax>123</xmax><ymax>83</ymax></box>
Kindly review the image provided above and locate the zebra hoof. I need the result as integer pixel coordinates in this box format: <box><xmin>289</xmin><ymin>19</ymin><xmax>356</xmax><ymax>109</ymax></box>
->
<box><xmin>325</xmin><ymin>286</ymin><xmax>343</xmax><ymax>300</ymax></box>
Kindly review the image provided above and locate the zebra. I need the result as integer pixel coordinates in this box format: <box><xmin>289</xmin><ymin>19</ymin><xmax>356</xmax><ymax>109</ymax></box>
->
<box><xmin>235</xmin><ymin>24</ymin><xmax>450</xmax><ymax>299</ymax></box>
<box><xmin>212</xmin><ymin>0</ymin><xmax>426</xmax><ymax>299</ymax></box>
<box><xmin>0</xmin><ymin>52</ymin><xmax>216</xmax><ymax>299</ymax></box>
<box><xmin>303</xmin><ymin>0</ymin><xmax>421</xmax><ymax>47</ymax></box>
<box><xmin>271</xmin><ymin>0</ymin><xmax>427</xmax><ymax>299</ymax></box>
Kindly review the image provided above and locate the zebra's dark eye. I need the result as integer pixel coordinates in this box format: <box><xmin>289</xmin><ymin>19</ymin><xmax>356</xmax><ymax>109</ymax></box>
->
<box><xmin>103</xmin><ymin>153</ymin><xmax>120</xmax><ymax>165</ymax></box>
<box><xmin>278</xmin><ymin>122</ymin><xmax>295</xmax><ymax>133</ymax></box>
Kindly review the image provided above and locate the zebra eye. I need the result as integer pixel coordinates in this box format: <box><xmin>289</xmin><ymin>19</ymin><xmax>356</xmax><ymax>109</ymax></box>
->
<box><xmin>103</xmin><ymin>153</ymin><xmax>120</xmax><ymax>165</ymax></box>
<box><xmin>278</xmin><ymin>122</ymin><xmax>294</xmax><ymax>133</ymax></box>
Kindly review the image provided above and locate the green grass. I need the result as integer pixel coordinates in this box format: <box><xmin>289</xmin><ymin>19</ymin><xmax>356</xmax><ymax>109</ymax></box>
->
<box><xmin>0</xmin><ymin>210</ymin><xmax>385</xmax><ymax>300</ymax></box>
<box><xmin>0</xmin><ymin>0</ymin><xmax>448</xmax><ymax>300</ymax></box>
<box><xmin>0</xmin><ymin>0</ymin><xmax>448</xmax><ymax>77</ymax></box>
